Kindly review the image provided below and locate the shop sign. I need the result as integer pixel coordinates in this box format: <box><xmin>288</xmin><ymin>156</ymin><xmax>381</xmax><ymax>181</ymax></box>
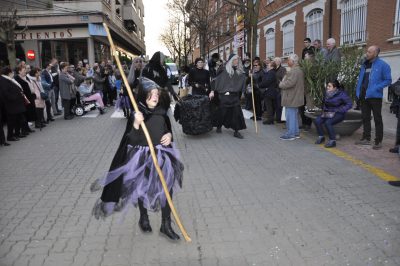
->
<box><xmin>14</xmin><ymin>28</ymin><xmax>89</xmax><ymax>41</ymax></box>
<box><xmin>26</xmin><ymin>50</ymin><xmax>35</xmax><ymax>60</ymax></box>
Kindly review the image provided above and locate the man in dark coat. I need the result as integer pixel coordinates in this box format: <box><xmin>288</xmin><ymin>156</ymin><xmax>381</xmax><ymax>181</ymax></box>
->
<box><xmin>50</xmin><ymin>59</ymin><xmax>62</xmax><ymax>115</ymax></box>
<box><xmin>58</xmin><ymin>63</ymin><xmax>76</xmax><ymax>120</ymax></box>
<box><xmin>302</xmin><ymin>38</ymin><xmax>315</xmax><ymax>59</ymax></box>
<box><xmin>0</xmin><ymin>66</ymin><xmax>26</xmax><ymax>141</ymax></box>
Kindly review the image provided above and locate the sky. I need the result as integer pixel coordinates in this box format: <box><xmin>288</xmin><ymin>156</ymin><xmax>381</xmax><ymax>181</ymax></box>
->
<box><xmin>143</xmin><ymin>0</ymin><xmax>171</xmax><ymax>58</ymax></box>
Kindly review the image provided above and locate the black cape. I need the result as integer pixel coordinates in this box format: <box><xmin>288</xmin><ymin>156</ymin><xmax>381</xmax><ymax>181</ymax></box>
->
<box><xmin>100</xmin><ymin>104</ymin><xmax>172</xmax><ymax>203</ymax></box>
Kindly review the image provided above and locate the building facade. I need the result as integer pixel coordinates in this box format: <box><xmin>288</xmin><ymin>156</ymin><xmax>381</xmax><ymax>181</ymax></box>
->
<box><xmin>191</xmin><ymin>0</ymin><xmax>400</xmax><ymax>80</ymax></box>
<box><xmin>1</xmin><ymin>0</ymin><xmax>145</xmax><ymax>67</ymax></box>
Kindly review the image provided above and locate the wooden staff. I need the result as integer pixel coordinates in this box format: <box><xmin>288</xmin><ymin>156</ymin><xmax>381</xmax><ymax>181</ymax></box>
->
<box><xmin>103</xmin><ymin>23</ymin><xmax>191</xmax><ymax>242</ymax></box>
<box><xmin>250</xmin><ymin>27</ymin><xmax>258</xmax><ymax>133</ymax></box>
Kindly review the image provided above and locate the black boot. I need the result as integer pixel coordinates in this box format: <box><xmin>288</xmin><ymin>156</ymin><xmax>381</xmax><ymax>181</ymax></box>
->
<box><xmin>138</xmin><ymin>214</ymin><xmax>152</xmax><ymax>233</ymax></box>
<box><xmin>160</xmin><ymin>217</ymin><xmax>180</xmax><ymax>240</ymax></box>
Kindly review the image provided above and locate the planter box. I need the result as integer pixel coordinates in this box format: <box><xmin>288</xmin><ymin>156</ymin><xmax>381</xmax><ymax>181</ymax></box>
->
<box><xmin>305</xmin><ymin>110</ymin><xmax>363</xmax><ymax>137</ymax></box>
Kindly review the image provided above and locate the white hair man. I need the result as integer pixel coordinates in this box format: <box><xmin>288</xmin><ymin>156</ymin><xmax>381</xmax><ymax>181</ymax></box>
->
<box><xmin>278</xmin><ymin>54</ymin><xmax>305</xmax><ymax>140</ymax></box>
<box><xmin>325</xmin><ymin>38</ymin><xmax>341</xmax><ymax>63</ymax></box>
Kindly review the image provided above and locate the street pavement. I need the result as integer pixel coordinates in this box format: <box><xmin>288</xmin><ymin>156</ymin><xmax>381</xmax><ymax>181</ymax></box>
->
<box><xmin>0</xmin><ymin>103</ymin><xmax>399</xmax><ymax>266</ymax></box>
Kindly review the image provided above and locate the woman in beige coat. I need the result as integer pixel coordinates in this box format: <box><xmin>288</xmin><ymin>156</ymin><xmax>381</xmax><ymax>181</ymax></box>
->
<box><xmin>28</xmin><ymin>67</ymin><xmax>46</xmax><ymax>128</ymax></box>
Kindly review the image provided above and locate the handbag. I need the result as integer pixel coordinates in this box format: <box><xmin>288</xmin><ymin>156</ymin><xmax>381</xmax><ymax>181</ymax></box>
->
<box><xmin>23</xmin><ymin>94</ymin><xmax>30</xmax><ymax>106</ymax></box>
<box><xmin>321</xmin><ymin>111</ymin><xmax>335</xmax><ymax>118</ymax></box>
<box><xmin>390</xmin><ymin>80</ymin><xmax>400</xmax><ymax>96</ymax></box>
<box><xmin>40</xmin><ymin>91</ymin><xmax>49</xmax><ymax>100</ymax></box>
<box><xmin>281</xmin><ymin>107</ymin><xmax>286</xmax><ymax>121</ymax></box>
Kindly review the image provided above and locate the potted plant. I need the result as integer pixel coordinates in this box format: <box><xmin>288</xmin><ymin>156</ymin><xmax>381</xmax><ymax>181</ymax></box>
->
<box><xmin>300</xmin><ymin>45</ymin><xmax>365</xmax><ymax>136</ymax></box>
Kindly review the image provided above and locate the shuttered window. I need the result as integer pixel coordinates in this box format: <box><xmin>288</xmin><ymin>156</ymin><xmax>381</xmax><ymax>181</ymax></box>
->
<box><xmin>265</xmin><ymin>28</ymin><xmax>275</xmax><ymax>58</ymax></box>
<box><xmin>282</xmin><ymin>20</ymin><xmax>294</xmax><ymax>56</ymax></box>
<box><xmin>340</xmin><ymin>0</ymin><xmax>368</xmax><ymax>45</ymax></box>
<box><xmin>306</xmin><ymin>9</ymin><xmax>323</xmax><ymax>42</ymax></box>
<box><xmin>395</xmin><ymin>0</ymin><xmax>400</xmax><ymax>36</ymax></box>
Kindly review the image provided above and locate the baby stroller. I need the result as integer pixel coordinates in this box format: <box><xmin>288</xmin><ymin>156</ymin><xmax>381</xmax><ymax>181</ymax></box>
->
<box><xmin>72</xmin><ymin>92</ymin><xmax>98</xmax><ymax>116</ymax></box>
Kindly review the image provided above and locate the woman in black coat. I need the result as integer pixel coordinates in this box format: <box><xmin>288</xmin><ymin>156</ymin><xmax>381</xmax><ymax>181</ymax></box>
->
<box><xmin>188</xmin><ymin>57</ymin><xmax>211</xmax><ymax>96</ymax></box>
<box><xmin>15</xmin><ymin>64</ymin><xmax>36</xmax><ymax>134</ymax></box>
<box><xmin>0</xmin><ymin>66</ymin><xmax>26</xmax><ymax>141</ymax></box>
<box><xmin>0</xmin><ymin>96</ymin><xmax>9</xmax><ymax>146</ymax></box>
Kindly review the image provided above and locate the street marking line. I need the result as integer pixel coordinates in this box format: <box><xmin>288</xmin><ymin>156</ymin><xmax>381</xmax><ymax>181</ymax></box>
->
<box><xmin>323</xmin><ymin>147</ymin><xmax>400</xmax><ymax>181</ymax></box>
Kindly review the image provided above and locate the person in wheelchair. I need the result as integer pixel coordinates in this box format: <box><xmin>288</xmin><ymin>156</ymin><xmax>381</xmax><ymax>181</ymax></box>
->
<box><xmin>78</xmin><ymin>77</ymin><xmax>106</xmax><ymax>114</ymax></box>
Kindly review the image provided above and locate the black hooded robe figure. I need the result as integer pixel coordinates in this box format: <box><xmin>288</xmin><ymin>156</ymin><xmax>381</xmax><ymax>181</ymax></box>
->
<box><xmin>91</xmin><ymin>77</ymin><xmax>183</xmax><ymax>241</ymax></box>
<box><xmin>212</xmin><ymin>54</ymin><xmax>247</xmax><ymax>139</ymax></box>
<box><xmin>141</xmin><ymin>51</ymin><xmax>178</xmax><ymax>101</ymax></box>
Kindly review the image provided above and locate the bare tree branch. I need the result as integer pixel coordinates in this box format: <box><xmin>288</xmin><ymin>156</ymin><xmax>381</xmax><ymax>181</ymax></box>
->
<box><xmin>0</xmin><ymin>8</ymin><xmax>19</xmax><ymax>68</ymax></box>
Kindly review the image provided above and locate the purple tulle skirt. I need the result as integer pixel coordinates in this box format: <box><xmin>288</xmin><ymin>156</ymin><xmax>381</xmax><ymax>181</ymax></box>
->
<box><xmin>91</xmin><ymin>144</ymin><xmax>184</xmax><ymax>218</ymax></box>
<box><xmin>115</xmin><ymin>96</ymin><xmax>131</xmax><ymax>110</ymax></box>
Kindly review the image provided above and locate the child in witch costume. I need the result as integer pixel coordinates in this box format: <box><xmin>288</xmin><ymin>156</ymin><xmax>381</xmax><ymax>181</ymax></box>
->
<box><xmin>91</xmin><ymin>77</ymin><xmax>184</xmax><ymax>241</ymax></box>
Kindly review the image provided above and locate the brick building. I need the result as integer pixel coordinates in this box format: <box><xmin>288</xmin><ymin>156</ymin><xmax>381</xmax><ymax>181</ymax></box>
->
<box><xmin>190</xmin><ymin>0</ymin><xmax>400</xmax><ymax>80</ymax></box>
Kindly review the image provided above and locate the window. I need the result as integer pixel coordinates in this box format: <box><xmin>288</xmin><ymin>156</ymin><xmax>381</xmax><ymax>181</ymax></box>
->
<box><xmin>395</xmin><ymin>0</ymin><xmax>400</xmax><ymax>36</ymax></box>
<box><xmin>226</xmin><ymin>17</ymin><xmax>230</xmax><ymax>32</ymax></box>
<box><xmin>256</xmin><ymin>29</ymin><xmax>260</xmax><ymax>57</ymax></box>
<box><xmin>306</xmin><ymin>9</ymin><xmax>323</xmax><ymax>42</ymax></box>
<box><xmin>340</xmin><ymin>0</ymin><xmax>368</xmax><ymax>44</ymax></box>
<box><xmin>265</xmin><ymin>28</ymin><xmax>275</xmax><ymax>58</ymax></box>
<box><xmin>282</xmin><ymin>20</ymin><xmax>294</xmax><ymax>56</ymax></box>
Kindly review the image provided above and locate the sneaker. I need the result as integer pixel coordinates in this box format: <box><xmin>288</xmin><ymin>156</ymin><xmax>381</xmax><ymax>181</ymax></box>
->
<box><xmin>372</xmin><ymin>141</ymin><xmax>382</xmax><ymax>150</ymax></box>
<box><xmin>295</xmin><ymin>135</ymin><xmax>301</xmax><ymax>139</ymax></box>
<box><xmin>262</xmin><ymin>120</ymin><xmax>274</xmax><ymax>125</ymax></box>
<box><xmin>315</xmin><ymin>136</ymin><xmax>325</xmax><ymax>144</ymax></box>
<box><xmin>250</xmin><ymin>116</ymin><xmax>261</xmax><ymax>121</ymax></box>
<box><xmin>302</xmin><ymin>125</ymin><xmax>311</xmax><ymax>132</ymax></box>
<box><xmin>280</xmin><ymin>135</ymin><xmax>295</xmax><ymax>141</ymax></box>
<box><xmin>389</xmin><ymin>147</ymin><xmax>399</xmax><ymax>153</ymax></box>
<box><xmin>355</xmin><ymin>139</ymin><xmax>371</xmax><ymax>145</ymax></box>
<box><xmin>324</xmin><ymin>140</ymin><xmax>336</xmax><ymax>148</ymax></box>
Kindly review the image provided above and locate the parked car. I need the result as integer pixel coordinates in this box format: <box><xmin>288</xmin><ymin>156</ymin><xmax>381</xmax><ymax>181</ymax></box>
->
<box><xmin>166</xmin><ymin>63</ymin><xmax>179</xmax><ymax>85</ymax></box>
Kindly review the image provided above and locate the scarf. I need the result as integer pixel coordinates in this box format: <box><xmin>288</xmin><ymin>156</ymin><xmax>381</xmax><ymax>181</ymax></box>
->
<box><xmin>326</xmin><ymin>89</ymin><xmax>338</xmax><ymax>99</ymax></box>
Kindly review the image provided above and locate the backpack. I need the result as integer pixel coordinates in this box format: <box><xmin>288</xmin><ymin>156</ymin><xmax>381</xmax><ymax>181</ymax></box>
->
<box><xmin>389</xmin><ymin>79</ymin><xmax>400</xmax><ymax>96</ymax></box>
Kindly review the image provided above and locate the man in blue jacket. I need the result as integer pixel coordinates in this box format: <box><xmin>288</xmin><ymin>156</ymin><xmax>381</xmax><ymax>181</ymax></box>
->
<box><xmin>355</xmin><ymin>45</ymin><xmax>392</xmax><ymax>150</ymax></box>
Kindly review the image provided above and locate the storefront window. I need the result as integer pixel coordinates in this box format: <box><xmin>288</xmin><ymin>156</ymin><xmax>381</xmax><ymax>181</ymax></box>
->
<box><xmin>40</xmin><ymin>40</ymin><xmax>88</xmax><ymax>67</ymax></box>
<box><xmin>94</xmin><ymin>41</ymin><xmax>111</xmax><ymax>63</ymax></box>
<box><xmin>68</xmin><ymin>40</ymin><xmax>87</xmax><ymax>66</ymax></box>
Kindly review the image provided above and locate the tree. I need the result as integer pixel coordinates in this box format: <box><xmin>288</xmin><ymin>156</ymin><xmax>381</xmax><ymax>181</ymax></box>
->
<box><xmin>185</xmin><ymin>0</ymin><xmax>213</xmax><ymax>59</ymax></box>
<box><xmin>0</xmin><ymin>9</ymin><xmax>19</xmax><ymax>68</ymax></box>
<box><xmin>223</xmin><ymin>0</ymin><xmax>291</xmax><ymax>59</ymax></box>
<box><xmin>161</xmin><ymin>0</ymin><xmax>196</xmax><ymax>66</ymax></box>
<box><xmin>300</xmin><ymin>46</ymin><xmax>364</xmax><ymax>108</ymax></box>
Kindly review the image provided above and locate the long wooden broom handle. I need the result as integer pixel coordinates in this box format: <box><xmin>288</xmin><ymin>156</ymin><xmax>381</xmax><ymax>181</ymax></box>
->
<box><xmin>250</xmin><ymin>27</ymin><xmax>258</xmax><ymax>133</ymax></box>
<box><xmin>103</xmin><ymin>23</ymin><xmax>191</xmax><ymax>242</ymax></box>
